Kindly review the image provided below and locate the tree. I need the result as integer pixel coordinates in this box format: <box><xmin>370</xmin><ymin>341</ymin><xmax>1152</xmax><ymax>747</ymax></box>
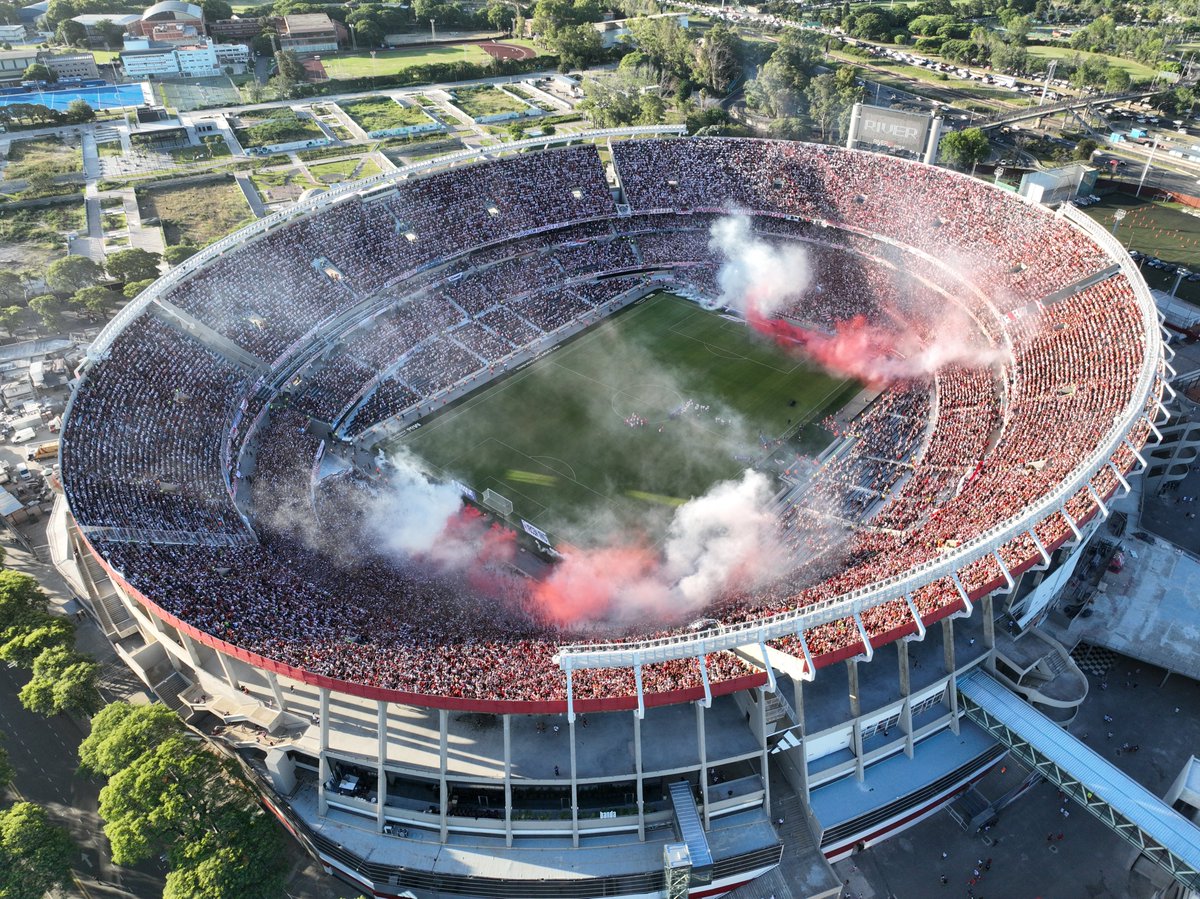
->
<box><xmin>71</xmin><ymin>285</ymin><xmax>120</xmax><ymax>317</ymax></box>
<box><xmin>939</xmin><ymin>127</ymin><xmax>990</xmax><ymax>168</ymax></box>
<box><xmin>23</xmin><ymin>170</ymin><xmax>57</xmax><ymax>197</ymax></box>
<box><xmin>21</xmin><ymin>62</ymin><xmax>55</xmax><ymax>83</ymax></box>
<box><xmin>95</xmin><ymin>18</ymin><xmax>126</xmax><ymax>48</ymax></box>
<box><xmin>1075</xmin><ymin>137</ymin><xmax>1099</xmax><ymax>160</ymax></box>
<box><xmin>0</xmin><ymin>616</ymin><xmax>75</xmax><ymax>668</ymax></box>
<box><xmin>0</xmin><ymin>802</ymin><xmax>76</xmax><ymax>899</ymax></box>
<box><xmin>123</xmin><ymin>278</ymin><xmax>156</xmax><ymax>299</ymax></box>
<box><xmin>18</xmin><ymin>646</ymin><xmax>103</xmax><ymax>716</ymax></box>
<box><xmin>54</xmin><ymin>18</ymin><xmax>87</xmax><ymax>45</ymax></box>
<box><xmin>46</xmin><ymin>256</ymin><xmax>101</xmax><ymax>293</ymax></box>
<box><xmin>201</xmin><ymin>0</ymin><xmax>233</xmax><ymax>19</ymax></box>
<box><xmin>79</xmin><ymin>701</ymin><xmax>182</xmax><ymax>777</ymax></box>
<box><xmin>637</xmin><ymin>90</ymin><xmax>666</xmax><ymax>125</ymax></box>
<box><xmin>0</xmin><ymin>305</ymin><xmax>23</xmax><ymax>336</ymax></box>
<box><xmin>0</xmin><ymin>571</ymin><xmax>46</xmax><ymax>632</ymax></box>
<box><xmin>27</xmin><ymin>295</ymin><xmax>60</xmax><ymax>330</ymax></box>
<box><xmin>1106</xmin><ymin>68</ymin><xmax>1132</xmax><ymax>92</ymax></box>
<box><xmin>64</xmin><ymin>97</ymin><xmax>95</xmax><ymax>123</ymax></box>
<box><xmin>105</xmin><ymin>248</ymin><xmax>161</xmax><ymax>283</ymax></box>
<box><xmin>0</xmin><ymin>270</ymin><xmax>23</xmax><ymax>304</ymax></box>
<box><xmin>692</xmin><ymin>22</ymin><xmax>743</xmax><ymax>93</ymax></box>
<box><xmin>164</xmin><ymin>244</ymin><xmax>199</xmax><ymax>265</ymax></box>
<box><xmin>805</xmin><ymin>67</ymin><xmax>862</xmax><ymax>141</ymax></box>
<box><xmin>274</xmin><ymin>48</ymin><xmax>304</xmax><ymax>83</ymax></box>
<box><xmin>163</xmin><ymin>814</ymin><xmax>285</xmax><ymax>899</ymax></box>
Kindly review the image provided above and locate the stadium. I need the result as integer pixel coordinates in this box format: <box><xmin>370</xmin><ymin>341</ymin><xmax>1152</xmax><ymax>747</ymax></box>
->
<box><xmin>57</xmin><ymin>129</ymin><xmax>1168</xmax><ymax>899</ymax></box>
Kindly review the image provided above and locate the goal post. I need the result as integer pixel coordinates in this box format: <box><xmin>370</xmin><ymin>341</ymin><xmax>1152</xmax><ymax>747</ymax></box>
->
<box><xmin>483</xmin><ymin>489</ymin><xmax>513</xmax><ymax>516</ymax></box>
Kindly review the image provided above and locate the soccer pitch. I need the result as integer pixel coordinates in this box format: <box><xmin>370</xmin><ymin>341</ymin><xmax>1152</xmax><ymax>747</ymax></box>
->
<box><xmin>398</xmin><ymin>293</ymin><xmax>859</xmax><ymax>543</ymax></box>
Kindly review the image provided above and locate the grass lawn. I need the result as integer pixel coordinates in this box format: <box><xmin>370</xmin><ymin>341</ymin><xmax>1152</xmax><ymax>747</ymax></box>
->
<box><xmin>398</xmin><ymin>292</ymin><xmax>857</xmax><ymax>541</ymax></box>
<box><xmin>1025</xmin><ymin>44</ymin><xmax>1159</xmax><ymax>81</ymax></box>
<box><xmin>0</xmin><ymin>202</ymin><xmax>85</xmax><ymax>273</ymax></box>
<box><xmin>338</xmin><ymin>96</ymin><xmax>432</xmax><ymax>133</ymax></box>
<box><xmin>249</xmin><ymin>167</ymin><xmax>318</xmax><ymax>201</ymax></box>
<box><xmin>96</xmin><ymin>141</ymin><xmax>123</xmax><ymax>158</ymax></box>
<box><xmin>4</xmin><ymin>137</ymin><xmax>83</xmax><ymax>180</ymax></box>
<box><xmin>308</xmin><ymin>156</ymin><xmax>383</xmax><ymax>183</ymax></box>
<box><xmin>101</xmin><ymin>211</ymin><xmax>127</xmax><ymax>231</ymax></box>
<box><xmin>168</xmin><ymin>138</ymin><xmax>230</xmax><ymax>162</ymax></box>
<box><xmin>92</xmin><ymin>49</ymin><xmax>120</xmax><ymax>63</ymax></box>
<box><xmin>1085</xmin><ymin>193</ymin><xmax>1200</xmax><ymax>305</ymax></box>
<box><xmin>451</xmin><ymin>85</ymin><xmax>529</xmax><ymax>118</ymax></box>
<box><xmin>234</xmin><ymin>108</ymin><xmax>323</xmax><ymax>149</ymax></box>
<box><xmin>139</xmin><ymin>180</ymin><xmax>252</xmax><ymax>247</ymax></box>
<box><xmin>320</xmin><ymin>44</ymin><xmax>494</xmax><ymax>79</ymax></box>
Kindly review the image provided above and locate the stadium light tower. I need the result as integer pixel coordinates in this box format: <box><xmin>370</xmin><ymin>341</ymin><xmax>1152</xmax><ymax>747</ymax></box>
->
<box><xmin>1172</xmin><ymin>268</ymin><xmax>1191</xmax><ymax>297</ymax></box>
<box><xmin>1039</xmin><ymin>60</ymin><xmax>1057</xmax><ymax>107</ymax></box>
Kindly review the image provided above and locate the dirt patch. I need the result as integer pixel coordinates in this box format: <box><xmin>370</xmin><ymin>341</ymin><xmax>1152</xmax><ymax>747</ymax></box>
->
<box><xmin>480</xmin><ymin>42</ymin><xmax>536</xmax><ymax>61</ymax></box>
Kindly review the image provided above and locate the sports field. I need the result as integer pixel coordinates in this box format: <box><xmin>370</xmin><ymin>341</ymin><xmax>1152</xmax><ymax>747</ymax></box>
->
<box><xmin>398</xmin><ymin>292</ymin><xmax>858</xmax><ymax>543</ymax></box>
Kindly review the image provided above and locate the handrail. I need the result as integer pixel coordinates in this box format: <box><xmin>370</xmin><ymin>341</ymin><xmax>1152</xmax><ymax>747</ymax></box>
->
<box><xmin>553</xmin><ymin>205</ymin><xmax>1164</xmax><ymax>670</ymax></box>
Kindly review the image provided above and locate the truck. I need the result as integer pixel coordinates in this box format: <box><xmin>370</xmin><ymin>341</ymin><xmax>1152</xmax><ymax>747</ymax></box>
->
<box><xmin>29</xmin><ymin>441</ymin><xmax>58</xmax><ymax>462</ymax></box>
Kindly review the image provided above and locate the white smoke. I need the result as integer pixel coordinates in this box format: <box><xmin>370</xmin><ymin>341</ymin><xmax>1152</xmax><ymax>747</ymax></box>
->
<box><xmin>662</xmin><ymin>470</ymin><xmax>785</xmax><ymax>606</ymax></box>
<box><xmin>368</xmin><ymin>449</ymin><xmax>462</xmax><ymax>556</ymax></box>
<box><xmin>708</xmin><ymin>213</ymin><xmax>813</xmax><ymax>315</ymax></box>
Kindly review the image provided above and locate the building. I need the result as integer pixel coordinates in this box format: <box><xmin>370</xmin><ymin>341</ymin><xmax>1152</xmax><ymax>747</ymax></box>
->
<box><xmin>276</xmin><ymin>12</ymin><xmax>345</xmax><ymax>54</ymax></box>
<box><xmin>70</xmin><ymin>13</ymin><xmax>141</xmax><ymax>44</ymax></box>
<box><xmin>0</xmin><ymin>48</ymin><xmax>38</xmax><ymax>83</ymax></box>
<box><xmin>0</xmin><ymin>23</ymin><xmax>27</xmax><ymax>42</ymax></box>
<box><xmin>131</xmin><ymin>0</ymin><xmax>204</xmax><ymax>33</ymax></box>
<box><xmin>209</xmin><ymin>16</ymin><xmax>263</xmax><ymax>41</ymax></box>
<box><xmin>18</xmin><ymin>1</ymin><xmax>46</xmax><ymax>26</ymax></box>
<box><xmin>120</xmin><ymin>35</ymin><xmax>248</xmax><ymax>77</ymax></box>
<box><xmin>145</xmin><ymin>22</ymin><xmax>203</xmax><ymax>44</ymax></box>
<box><xmin>1018</xmin><ymin>164</ymin><xmax>1099</xmax><ymax>205</ymax></box>
<box><xmin>40</xmin><ymin>51</ymin><xmax>99</xmax><ymax>80</ymax></box>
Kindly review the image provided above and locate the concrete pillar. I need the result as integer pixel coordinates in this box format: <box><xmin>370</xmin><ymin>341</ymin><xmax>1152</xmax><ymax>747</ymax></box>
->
<box><xmin>439</xmin><ymin>709</ymin><xmax>449</xmax><ymax>843</ymax></box>
<box><xmin>982</xmin><ymin>593</ymin><xmax>995</xmax><ymax>649</ymax></box>
<box><xmin>503</xmin><ymin>714</ymin><xmax>513</xmax><ymax>847</ymax></box>
<box><xmin>178</xmin><ymin>631</ymin><xmax>203</xmax><ymax>667</ymax></box>
<box><xmin>943</xmin><ymin>618</ymin><xmax>960</xmax><ymax>735</ymax></box>
<box><xmin>634</xmin><ymin>711</ymin><xmax>645</xmax><ymax>841</ymax></box>
<box><xmin>317</xmin><ymin>687</ymin><xmax>330</xmax><ymax>816</ymax></box>
<box><xmin>846</xmin><ymin>659</ymin><xmax>861</xmax><ymax>718</ymax></box>
<box><xmin>267</xmin><ymin>671</ymin><xmax>287</xmax><ymax>712</ymax></box>
<box><xmin>847</xmin><ymin>659</ymin><xmax>864</xmax><ymax>781</ymax></box>
<box><xmin>697</xmin><ymin>702</ymin><xmax>710</xmax><ymax>830</ymax></box>
<box><xmin>898</xmin><ymin>641</ymin><xmax>914</xmax><ymax>759</ymax></box>
<box><xmin>215</xmin><ymin>650</ymin><xmax>240</xmax><ymax>692</ymax></box>
<box><xmin>569</xmin><ymin>715</ymin><xmax>579</xmax><ymax>848</ymax></box>
<box><xmin>757</xmin><ymin>687</ymin><xmax>771</xmax><ymax>812</ymax></box>
<box><xmin>376</xmin><ymin>700</ymin><xmax>387</xmax><ymax>832</ymax></box>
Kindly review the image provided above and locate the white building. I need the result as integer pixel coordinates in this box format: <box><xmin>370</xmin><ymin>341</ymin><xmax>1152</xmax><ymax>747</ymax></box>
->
<box><xmin>0</xmin><ymin>23</ymin><xmax>27</xmax><ymax>42</ymax></box>
<box><xmin>120</xmin><ymin>35</ymin><xmax>248</xmax><ymax>77</ymax></box>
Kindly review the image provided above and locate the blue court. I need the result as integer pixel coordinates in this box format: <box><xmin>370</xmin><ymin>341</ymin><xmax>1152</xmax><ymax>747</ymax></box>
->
<box><xmin>0</xmin><ymin>83</ymin><xmax>147</xmax><ymax>112</ymax></box>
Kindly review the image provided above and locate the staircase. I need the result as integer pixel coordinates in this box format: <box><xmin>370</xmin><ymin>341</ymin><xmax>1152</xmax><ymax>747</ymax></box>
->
<box><xmin>152</xmin><ymin>671</ymin><xmax>192</xmax><ymax>714</ymax></box>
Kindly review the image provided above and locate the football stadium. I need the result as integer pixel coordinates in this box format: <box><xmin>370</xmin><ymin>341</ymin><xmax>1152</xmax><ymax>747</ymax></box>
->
<box><xmin>57</xmin><ymin>130</ymin><xmax>1169</xmax><ymax>898</ymax></box>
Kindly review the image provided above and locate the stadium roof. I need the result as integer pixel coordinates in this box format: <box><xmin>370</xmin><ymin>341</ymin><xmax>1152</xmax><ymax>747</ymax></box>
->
<box><xmin>142</xmin><ymin>0</ymin><xmax>203</xmax><ymax>19</ymax></box>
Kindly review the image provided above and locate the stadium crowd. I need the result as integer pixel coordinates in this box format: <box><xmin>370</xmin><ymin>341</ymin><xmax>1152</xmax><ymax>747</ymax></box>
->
<box><xmin>62</xmin><ymin>137</ymin><xmax>1160</xmax><ymax>703</ymax></box>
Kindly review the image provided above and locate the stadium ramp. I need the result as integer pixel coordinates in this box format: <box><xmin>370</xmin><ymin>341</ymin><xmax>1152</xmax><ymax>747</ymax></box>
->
<box><xmin>957</xmin><ymin>668</ymin><xmax>1200</xmax><ymax>891</ymax></box>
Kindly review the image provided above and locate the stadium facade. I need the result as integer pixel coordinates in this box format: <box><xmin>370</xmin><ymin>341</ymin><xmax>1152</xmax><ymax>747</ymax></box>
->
<box><xmin>55</xmin><ymin>130</ymin><xmax>1168</xmax><ymax>899</ymax></box>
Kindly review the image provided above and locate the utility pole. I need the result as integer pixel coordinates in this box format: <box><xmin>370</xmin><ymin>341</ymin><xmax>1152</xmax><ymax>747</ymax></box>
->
<box><xmin>1135</xmin><ymin>137</ymin><xmax>1159</xmax><ymax>198</ymax></box>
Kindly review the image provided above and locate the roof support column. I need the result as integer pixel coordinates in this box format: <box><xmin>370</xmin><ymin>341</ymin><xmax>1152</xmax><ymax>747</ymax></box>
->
<box><xmin>847</xmin><ymin>659</ymin><xmax>864</xmax><ymax>782</ymax></box>
<box><xmin>317</xmin><ymin>686</ymin><xmax>330</xmax><ymax>816</ymax></box>
<box><xmin>898</xmin><ymin>640</ymin><xmax>914</xmax><ymax>760</ymax></box>
<box><xmin>697</xmin><ymin>701</ymin><xmax>710</xmax><ymax>831</ymax></box>
<box><xmin>942</xmin><ymin>618</ymin><xmax>959</xmax><ymax>735</ymax></box>
<box><xmin>438</xmin><ymin>709</ymin><xmax>449</xmax><ymax>843</ymax></box>
<box><xmin>634</xmin><ymin>711</ymin><xmax>645</xmax><ymax>841</ymax></box>
<box><xmin>376</xmin><ymin>700</ymin><xmax>387</xmax><ymax>833</ymax></box>
<box><xmin>569</xmin><ymin>715</ymin><xmax>579</xmax><ymax>848</ymax></box>
<box><xmin>215</xmin><ymin>649</ymin><xmax>240</xmax><ymax>692</ymax></box>
<box><xmin>982</xmin><ymin>593</ymin><xmax>995</xmax><ymax>651</ymax></box>
<box><xmin>267</xmin><ymin>671</ymin><xmax>287</xmax><ymax>713</ymax></box>
<box><xmin>758</xmin><ymin>686</ymin><xmax>771</xmax><ymax>811</ymax></box>
<box><xmin>503</xmin><ymin>714</ymin><xmax>513</xmax><ymax>847</ymax></box>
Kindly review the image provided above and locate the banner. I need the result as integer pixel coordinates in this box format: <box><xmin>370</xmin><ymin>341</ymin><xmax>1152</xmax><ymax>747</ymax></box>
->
<box><xmin>522</xmin><ymin>519</ymin><xmax>550</xmax><ymax>544</ymax></box>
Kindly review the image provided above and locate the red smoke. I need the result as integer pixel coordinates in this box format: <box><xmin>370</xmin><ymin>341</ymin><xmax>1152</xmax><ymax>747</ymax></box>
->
<box><xmin>530</xmin><ymin>542</ymin><xmax>663</xmax><ymax>627</ymax></box>
<box><xmin>745</xmin><ymin>305</ymin><xmax>915</xmax><ymax>388</ymax></box>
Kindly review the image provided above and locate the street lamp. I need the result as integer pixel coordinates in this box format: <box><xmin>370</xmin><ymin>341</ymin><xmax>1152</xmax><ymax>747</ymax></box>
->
<box><xmin>1172</xmin><ymin>267</ymin><xmax>1191</xmax><ymax>297</ymax></box>
<box><xmin>1111</xmin><ymin>207</ymin><xmax>1127</xmax><ymax>239</ymax></box>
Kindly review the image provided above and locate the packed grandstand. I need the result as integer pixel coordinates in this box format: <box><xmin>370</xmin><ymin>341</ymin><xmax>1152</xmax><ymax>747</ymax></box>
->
<box><xmin>60</xmin><ymin>134</ymin><xmax>1166</xmax><ymax>713</ymax></box>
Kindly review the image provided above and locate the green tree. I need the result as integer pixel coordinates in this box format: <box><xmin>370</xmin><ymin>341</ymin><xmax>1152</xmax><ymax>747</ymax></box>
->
<box><xmin>18</xmin><ymin>646</ymin><xmax>103</xmax><ymax>716</ymax></box>
<box><xmin>1106</xmin><ymin>68</ymin><xmax>1132</xmax><ymax>92</ymax></box>
<box><xmin>939</xmin><ymin>126</ymin><xmax>991</xmax><ymax>168</ymax></box>
<box><xmin>164</xmin><ymin>243</ymin><xmax>199</xmax><ymax>265</ymax></box>
<box><xmin>79</xmin><ymin>701</ymin><xmax>182</xmax><ymax>777</ymax></box>
<box><xmin>0</xmin><ymin>571</ymin><xmax>46</xmax><ymax>631</ymax></box>
<box><xmin>21</xmin><ymin>62</ymin><xmax>55</xmax><ymax>83</ymax></box>
<box><xmin>123</xmin><ymin>278</ymin><xmax>156</xmax><ymax>299</ymax></box>
<box><xmin>23</xmin><ymin>170</ymin><xmax>57</xmax><ymax>197</ymax></box>
<box><xmin>0</xmin><ymin>270</ymin><xmax>23</xmax><ymax>304</ymax></box>
<box><xmin>201</xmin><ymin>0</ymin><xmax>233</xmax><ymax>18</ymax></box>
<box><xmin>691</xmin><ymin>21</ymin><xmax>742</xmax><ymax>93</ymax></box>
<box><xmin>1074</xmin><ymin>137</ymin><xmax>1099</xmax><ymax>160</ymax></box>
<box><xmin>71</xmin><ymin>285</ymin><xmax>120</xmax><ymax>317</ymax></box>
<box><xmin>637</xmin><ymin>90</ymin><xmax>666</xmax><ymax>125</ymax></box>
<box><xmin>163</xmin><ymin>814</ymin><xmax>286</xmax><ymax>899</ymax></box>
<box><xmin>95</xmin><ymin>17</ymin><xmax>126</xmax><ymax>47</ymax></box>
<box><xmin>274</xmin><ymin>48</ymin><xmax>305</xmax><ymax>83</ymax></box>
<box><xmin>27</xmin><ymin>295</ymin><xmax>60</xmax><ymax>330</ymax></box>
<box><xmin>0</xmin><ymin>802</ymin><xmax>76</xmax><ymax>899</ymax></box>
<box><xmin>64</xmin><ymin>98</ymin><xmax>95</xmax><ymax>123</ymax></box>
<box><xmin>54</xmin><ymin>18</ymin><xmax>87</xmax><ymax>45</ymax></box>
<box><xmin>0</xmin><ymin>304</ymin><xmax>23</xmax><ymax>336</ymax></box>
<box><xmin>46</xmin><ymin>256</ymin><xmax>102</xmax><ymax>293</ymax></box>
<box><xmin>805</xmin><ymin>67</ymin><xmax>862</xmax><ymax>141</ymax></box>
<box><xmin>0</xmin><ymin>616</ymin><xmax>74</xmax><ymax>668</ymax></box>
<box><xmin>104</xmin><ymin>248</ymin><xmax>161</xmax><ymax>283</ymax></box>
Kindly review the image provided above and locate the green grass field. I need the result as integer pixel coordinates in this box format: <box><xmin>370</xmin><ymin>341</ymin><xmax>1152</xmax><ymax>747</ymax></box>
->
<box><xmin>397</xmin><ymin>293</ymin><xmax>857</xmax><ymax>543</ymax></box>
<box><xmin>338</xmin><ymin>96</ymin><xmax>431</xmax><ymax>132</ymax></box>
<box><xmin>451</xmin><ymin>84</ymin><xmax>528</xmax><ymax>118</ymax></box>
<box><xmin>1086</xmin><ymin>194</ymin><xmax>1200</xmax><ymax>305</ymax></box>
<box><xmin>1024</xmin><ymin>44</ymin><xmax>1159</xmax><ymax>81</ymax></box>
<box><xmin>320</xmin><ymin>45</ymin><xmax>495</xmax><ymax>79</ymax></box>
